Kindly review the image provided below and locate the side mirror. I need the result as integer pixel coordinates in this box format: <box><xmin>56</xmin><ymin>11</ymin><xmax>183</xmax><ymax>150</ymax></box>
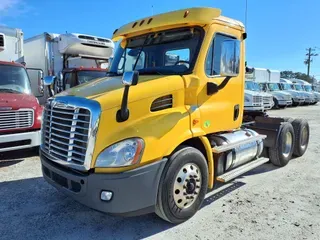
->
<box><xmin>59</xmin><ymin>71</ymin><xmax>63</xmax><ymax>82</ymax></box>
<box><xmin>220</xmin><ymin>39</ymin><xmax>240</xmax><ymax>77</ymax></box>
<box><xmin>38</xmin><ymin>70</ymin><xmax>44</xmax><ymax>94</ymax></box>
<box><xmin>122</xmin><ymin>71</ymin><xmax>139</xmax><ymax>86</ymax></box>
<box><xmin>44</xmin><ymin>76</ymin><xmax>56</xmax><ymax>86</ymax></box>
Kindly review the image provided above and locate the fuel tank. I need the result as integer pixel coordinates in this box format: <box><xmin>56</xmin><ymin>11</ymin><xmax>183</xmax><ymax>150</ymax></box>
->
<box><xmin>210</xmin><ymin>129</ymin><xmax>264</xmax><ymax>171</ymax></box>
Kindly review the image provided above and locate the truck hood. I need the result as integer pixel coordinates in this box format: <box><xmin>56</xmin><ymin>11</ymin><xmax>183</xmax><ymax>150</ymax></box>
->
<box><xmin>58</xmin><ymin>75</ymin><xmax>184</xmax><ymax>111</ymax></box>
<box><xmin>244</xmin><ymin>90</ymin><xmax>261</xmax><ymax>96</ymax></box>
<box><xmin>0</xmin><ymin>93</ymin><xmax>39</xmax><ymax>110</ymax></box>
<box><xmin>281</xmin><ymin>90</ymin><xmax>300</xmax><ymax>97</ymax></box>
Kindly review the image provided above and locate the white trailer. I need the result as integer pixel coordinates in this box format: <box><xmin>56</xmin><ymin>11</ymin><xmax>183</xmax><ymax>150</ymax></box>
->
<box><xmin>0</xmin><ymin>26</ymin><xmax>24</xmax><ymax>62</ymax></box>
<box><xmin>24</xmin><ymin>32</ymin><xmax>115</xmax><ymax>104</ymax></box>
<box><xmin>268</xmin><ymin>69</ymin><xmax>281</xmax><ymax>83</ymax></box>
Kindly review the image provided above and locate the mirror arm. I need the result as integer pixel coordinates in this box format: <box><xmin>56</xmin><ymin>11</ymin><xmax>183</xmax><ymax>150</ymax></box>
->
<box><xmin>116</xmin><ymin>85</ymin><xmax>130</xmax><ymax>122</ymax></box>
<box><xmin>207</xmin><ymin>76</ymin><xmax>232</xmax><ymax>96</ymax></box>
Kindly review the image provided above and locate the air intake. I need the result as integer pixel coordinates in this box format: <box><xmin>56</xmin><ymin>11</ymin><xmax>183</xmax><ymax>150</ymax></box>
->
<box><xmin>151</xmin><ymin>95</ymin><xmax>173</xmax><ymax>112</ymax></box>
<box><xmin>0</xmin><ymin>33</ymin><xmax>5</xmax><ymax>51</ymax></box>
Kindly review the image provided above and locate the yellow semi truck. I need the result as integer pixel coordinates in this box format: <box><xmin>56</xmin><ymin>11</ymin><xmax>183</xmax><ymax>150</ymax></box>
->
<box><xmin>41</xmin><ymin>7</ymin><xmax>310</xmax><ymax>223</ymax></box>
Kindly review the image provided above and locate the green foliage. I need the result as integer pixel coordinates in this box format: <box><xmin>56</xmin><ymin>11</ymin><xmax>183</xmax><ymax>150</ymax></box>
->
<box><xmin>280</xmin><ymin>71</ymin><xmax>314</xmax><ymax>83</ymax></box>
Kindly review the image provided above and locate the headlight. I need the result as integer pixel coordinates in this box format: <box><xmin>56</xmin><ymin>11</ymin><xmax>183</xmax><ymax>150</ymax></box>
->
<box><xmin>245</xmin><ymin>96</ymin><xmax>251</xmax><ymax>102</ymax></box>
<box><xmin>95</xmin><ymin>138</ymin><xmax>144</xmax><ymax>167</ymax></box>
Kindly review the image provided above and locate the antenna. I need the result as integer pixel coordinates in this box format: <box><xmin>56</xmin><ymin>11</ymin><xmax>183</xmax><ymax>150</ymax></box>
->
<box><xmin>152</xmin><ymin>5</ymin><xmax>154</xmax><ymax>15</ymax></box>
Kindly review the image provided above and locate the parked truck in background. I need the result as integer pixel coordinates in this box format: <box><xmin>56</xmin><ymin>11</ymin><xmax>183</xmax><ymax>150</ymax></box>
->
<box><xmin>245</xmin><ymin>67</ymin><xmax>273</xmax><ymax>110</ymax></box>
<box><xmin>279</xmin><ymin>78</ymin><xmax>305</xmax><ymax>106</ymax></box>
<box><xmin>0</xmin><ymin>26</ymin><xmax>43</xmax><ymax>152</ymax></box>
<box><xmin>39</xmin><ymin>7</ymin><xmax>310</xmax><ymax>224</ymax></box>
<box><xmin>291</xmin><ymin>79</ymin><xmax>319</xmax><ymax>105</ymax></box>
<box><xmin>24</xmin><ymin>32</ymin><xmax>115</xmax><ymax>104</ymax></box>
<box><xmin>255</xmin><ymin>68</ymin><xmax>292</xmax><ymax>108</ymax></box>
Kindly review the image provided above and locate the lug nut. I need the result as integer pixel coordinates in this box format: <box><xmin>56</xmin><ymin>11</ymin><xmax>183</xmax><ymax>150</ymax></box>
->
<box><xmin>196</xmin><ymin>186</ymin><xmax>200</xmax><ymax>189</ymax></box>
<box><xmin>193</xmin><ymin>175</ymin><xmax>197</xmax><ymax>178</ymax></box>
<box><xmin>194</xmin><ymin>191</ymin><xmax>198</xmax><ymax>195</ymax></box>
<box><xmin>196</xmin><ymin>179</ymin><xmax>200</xmax><ymax>182</ymax></box>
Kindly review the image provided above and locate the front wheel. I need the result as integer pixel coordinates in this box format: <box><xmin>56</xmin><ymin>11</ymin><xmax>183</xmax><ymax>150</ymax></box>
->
<box><xmin>155</xmin><ymin>146</ymin><xmax>208</xmax><ymax>224</ymax></box>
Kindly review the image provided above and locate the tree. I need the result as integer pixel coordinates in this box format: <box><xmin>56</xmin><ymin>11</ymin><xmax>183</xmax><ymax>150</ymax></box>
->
<box><xmin>280</xmin><ymin>70</ymin><xmax>313</xmax><ymax>83</ymax></box>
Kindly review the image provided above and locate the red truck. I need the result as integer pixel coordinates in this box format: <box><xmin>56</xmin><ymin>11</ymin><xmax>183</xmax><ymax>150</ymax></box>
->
<box><xmin>0</xmin><ymin>61</ymin><xmax>43</xmax><ymax>152</ymax></box>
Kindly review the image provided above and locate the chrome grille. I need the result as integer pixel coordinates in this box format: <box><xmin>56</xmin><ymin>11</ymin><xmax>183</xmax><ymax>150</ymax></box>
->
<box><xmin>43</xmin><ymin>101</ymin><xmax>91</xmax><ymax>165</ymax></box>
<box><xmin>253</xmin><ymin>96</ymin><xmax>263</xmax><ymax>103</ymax></box>
<box><xmin>0</xmin><ymin>109</ymin><xmax>33</xmax><ymax>130</ymax></box>
<box><xmin>263</xmin><ymin>96</ymin><xmax>272</xmax><ymax>104</ymax></box>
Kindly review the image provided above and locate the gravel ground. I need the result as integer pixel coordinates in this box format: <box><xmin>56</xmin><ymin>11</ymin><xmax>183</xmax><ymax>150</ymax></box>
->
<box><xmin>0</xmin><ymin>105</ymin><xmax>319</xmax><ymax>240</ymax></box>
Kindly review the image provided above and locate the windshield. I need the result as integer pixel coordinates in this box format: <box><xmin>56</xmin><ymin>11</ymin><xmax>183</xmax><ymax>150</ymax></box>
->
<box><xmin>245</xmin><ymin>81</ymin><xmax>260</xmax><ymax>91</ymax></box>
<box><xmin>289</xmin><ymin>84</ymin><xmax>295</xmax><ymax>90</ymax></box>
<box><xmin>109</xmin><ymin>27</ymin><xmax>203</xmax><ymax>75</ymax></box>
<box><xmin>77</xmin><ymin>70</ymin><xmax>108</xmax><ymax>84</ymax></box>
<box><xmin>281</xmin><ymin>83</ymin><xmax>291</xmax><ymax>90</ymax></box>
<box><xmin>268</xmin><ymin>83</ymin><xmax>280</xmax><ymax>91</ymax></box>
<box><xmin>294</xmin><ymin>84</ymin><xmax>303</xmax><ymax>91</ymax></box>
<box><xmin>0</xmin><ymin>64</ymin><xmax>32</xmax><ymax>94</ymax></box>
<box><xmin>304</xmin><ymin>85</ymin><xmax>312</xmax><ymax>92</ymax></box>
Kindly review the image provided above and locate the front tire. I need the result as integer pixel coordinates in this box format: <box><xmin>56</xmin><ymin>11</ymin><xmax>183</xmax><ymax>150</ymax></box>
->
<box><xmin>269</xmin><ymin>122</ymin><xmax>295</xmax><ymax>167</ymax></box>
<box><xmin>155</xmin><ymin>146</ymin><xmax>208</xmax><ymax>224</ymax></box>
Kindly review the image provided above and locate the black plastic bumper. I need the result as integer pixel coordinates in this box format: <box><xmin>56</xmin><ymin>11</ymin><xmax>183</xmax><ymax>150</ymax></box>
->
<box><xmin>41</xmin><ymin>151</ymin><xmax>167</xmax><ymax>216</ymax></box>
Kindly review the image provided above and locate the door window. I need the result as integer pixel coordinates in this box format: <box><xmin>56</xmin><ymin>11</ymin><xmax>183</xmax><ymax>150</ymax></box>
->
<box><xmin>205</xmin><ymin>33</ymin><xmax>236</xmax><ymax>76</ymax></box>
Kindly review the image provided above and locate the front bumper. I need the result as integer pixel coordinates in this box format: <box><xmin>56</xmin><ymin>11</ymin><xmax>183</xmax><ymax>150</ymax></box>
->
<box><xmin>0</xmin><ymin>130</ymin><xmax>41</xmax><ymax>152</ymax></box>
<box><xmin>278</xmin><ymin>99</ymin><xmax>291</xmax><ymax>106</ymax></box>
<box><xmin>244</xmin><ymin>105</ymin><xmax>264</xmax><ymax>112</ymax></box>
<box><xmin>41</xmin><ymin>151</ymin><xmax>167</xmax><ymax>216</ymax></box>
<box><xmin>292</xmin><ymin>97</ymin><xmax>304</xmax><ymax>104</ymax></box>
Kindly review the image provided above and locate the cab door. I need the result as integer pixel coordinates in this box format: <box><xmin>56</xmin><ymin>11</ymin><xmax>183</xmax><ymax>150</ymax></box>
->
<box><xmin>197</xmin><ymin>24</ymin><xmax>244</xmax><ymax>134</ymax></box>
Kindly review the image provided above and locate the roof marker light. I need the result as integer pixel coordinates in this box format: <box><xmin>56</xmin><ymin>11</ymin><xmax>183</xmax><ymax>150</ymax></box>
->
<box><xmin>140</xmin><ymin>20</ymin><xmax>145</xmax><ymax>26</ymax></box>
<box><xmin>147</xmin><ymin>18</ymin><xmax>153</xmax><ymax>24</ymax></box>
<box><xmin>132</xmin><ymin>22</ymin><xmax>138</xmax><ymax>28</ymax></box>
<box><xmin>184</xmin><ymin>10</ymin><xmax>190</xmax><ymax>18</ymax></box>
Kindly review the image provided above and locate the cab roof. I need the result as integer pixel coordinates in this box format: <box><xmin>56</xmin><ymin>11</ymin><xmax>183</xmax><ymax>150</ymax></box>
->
<box><xmin>0</xmin><ymin>61</ymin><xmax>24</xmax><ymax>67</ymax></box>
<box><xmin>112</xmin><ymin>7</ymin><xmax>244</xmax><ymax>41</ymax></box>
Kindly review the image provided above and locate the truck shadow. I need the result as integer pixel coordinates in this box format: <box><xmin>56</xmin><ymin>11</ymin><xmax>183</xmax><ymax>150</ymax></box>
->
<box><xmin>0</xmin><ymin>148</ymin><xmax>38</xmax><ymax>168</ymax></box>
<box><xmin>0</xmin><ymin>162</ymin><xmax>280</xmax><ymax>240</ymax></box>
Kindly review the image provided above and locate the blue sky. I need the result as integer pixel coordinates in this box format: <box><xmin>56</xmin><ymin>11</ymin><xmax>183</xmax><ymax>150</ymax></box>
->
<box><xmin>0</xmin><ymin>0</ymin><xmax>319</xmax><ymax>78</ymax></box>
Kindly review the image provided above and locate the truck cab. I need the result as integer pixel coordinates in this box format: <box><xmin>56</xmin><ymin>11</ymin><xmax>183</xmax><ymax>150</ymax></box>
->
<box><xmin>245</xmin><ymin>80</ymin><xmax>273</xmax><ymax>110</ymax></box>
<box><xmin>279</xmin><ymin>78</ymin><xmax>305</xmax><ymax>106</ymax></box>
<box><xmin>260</xmin><ymin>82</ymin><xmax>292</xmax><ymax>108</ymax></box>
<box><xmin>0</xmin><ymin>61</ymin><xmax>42</xmax><ymax>152</ymax></box>
<box><xmin>56</xmin><ymin>67</ymin><xmax>108</xmax><ymax>93</ymax></box>
<box><xmin>244</xmin><ymin>80</ymin><xmax>264</xmax><ymax>112</ymax></box>
<box><xmin>39</xmin><ymin>7</ymin><xmax>309</xmax><ymax>224</ymax></box>
<box><xmin>292</xmin><ymin>83</ymin><xmax>314</xmax><ymax>105</ymax></box>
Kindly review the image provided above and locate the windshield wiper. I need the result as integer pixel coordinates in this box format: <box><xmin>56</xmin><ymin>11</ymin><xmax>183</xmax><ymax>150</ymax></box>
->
<box><xmin>0</xmin><ymin>88</ymin><xmax>21</xmax><ymax>93</ymax></box>
<box><xmin>132</xmin><ymin>34</ymin><xmax>152</xmax><ymax>71</ymax></box>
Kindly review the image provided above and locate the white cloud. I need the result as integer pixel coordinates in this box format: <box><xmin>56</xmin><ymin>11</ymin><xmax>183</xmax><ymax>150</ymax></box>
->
<box><xmin>0</xmin><ymin>0</ymin><xmax>31</xmax><ymax>20</ymax></box>
<box><xmin>0</xmin><ymin>0</ymin><xmax>20</xmax><ymax>13</ymax></box>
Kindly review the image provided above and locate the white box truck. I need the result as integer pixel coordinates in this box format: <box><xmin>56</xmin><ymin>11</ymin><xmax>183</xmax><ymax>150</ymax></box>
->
<box><xmin>254</xmin><ymin>68</ymin><xmax>292</xmax><ymax>108</ymax></box>
<box><xmin>24</xmin><ymin>32</ymin><xmax>115</xmax><ymax>104</ymax></box>
<box><xmin>245</xmin><ymin>67</ymin><xmax>273</xmax><ymax>111</ymax></box>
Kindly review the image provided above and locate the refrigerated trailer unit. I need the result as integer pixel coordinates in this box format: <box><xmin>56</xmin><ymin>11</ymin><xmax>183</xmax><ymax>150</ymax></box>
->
<box><xmin>24</xmin><ymin>32</ymin><xmax>115</xmax><ymax>104</ymax></box>
<box><xmin>0</xmin><ymin>26</ymin><xmax>24</xmax><ymax>62</ymax></box>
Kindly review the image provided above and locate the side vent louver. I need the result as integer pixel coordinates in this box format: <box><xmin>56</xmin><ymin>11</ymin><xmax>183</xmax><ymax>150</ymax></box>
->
<box><xmin>151</xmin><ymin>95</ymin><xmax>173</xmax><ymax>112</ymax></box>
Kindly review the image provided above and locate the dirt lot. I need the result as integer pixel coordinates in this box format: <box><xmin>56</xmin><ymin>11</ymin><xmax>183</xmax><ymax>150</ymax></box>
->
<box><xmin>0</xmin><ymin>105</ymin><xmax>319</xmax><ymax>240</ymax></box>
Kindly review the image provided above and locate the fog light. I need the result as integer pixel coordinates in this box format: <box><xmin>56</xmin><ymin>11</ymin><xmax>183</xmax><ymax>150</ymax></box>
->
<box><xmin>101</xmin><ymin>191</ymin><xmax>113</xmax><ymax>201</ymax></box>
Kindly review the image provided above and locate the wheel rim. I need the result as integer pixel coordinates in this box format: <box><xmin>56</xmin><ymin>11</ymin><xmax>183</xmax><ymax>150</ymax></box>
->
<box><xmin>282</xmin><ymin>132</ymin><xmax>293</xmax><ymax>158</ymax></box>
<box><xmin>173</xmin><ymin>163</ymin><xmax>202</xmax><ymax>209</ymax></box>
<box><xmin>300</xmin><ymin>126</ymin><xmax>308</xmax><ymax>150</ymax></box>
